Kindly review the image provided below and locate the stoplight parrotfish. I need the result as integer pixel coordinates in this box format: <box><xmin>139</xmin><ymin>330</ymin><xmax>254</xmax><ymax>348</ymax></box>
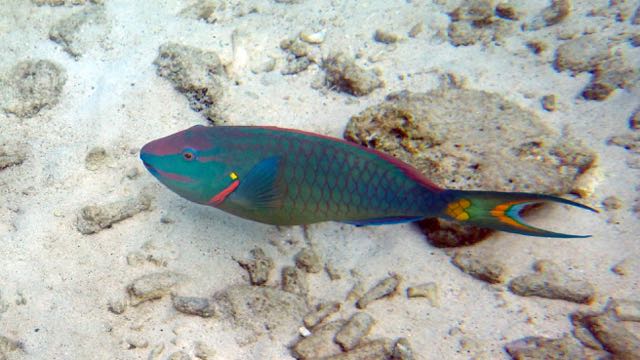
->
<box><xmin>140</xmin><ymin>125</ymin><xmax>596</xmax><ymax>238</ymax></box>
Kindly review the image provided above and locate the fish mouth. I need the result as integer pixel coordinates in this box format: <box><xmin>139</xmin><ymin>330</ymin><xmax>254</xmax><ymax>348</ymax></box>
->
<box><xmin>141</xmin><ymin>160</ymin><xmax>158</xmax><ymax>176</ymax></box>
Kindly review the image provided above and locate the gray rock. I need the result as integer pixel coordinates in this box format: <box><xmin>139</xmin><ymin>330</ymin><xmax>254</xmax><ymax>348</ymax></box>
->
<box><xmin>172</xmin><ymin>295</ymin><xmax>215</xmax><ymax>317</ymax></box>
<box><xmin>391</xmin><ymin>337</ymin><xmax>414</xmax><ymax>360</ymax></box>
<box><xmin>495</xmin><ymin>3</ymin><xmax>520</xmax><ymax>20</ymax></box>
<box><xmin>84</xmin><ymin>146</ymin><xmax>108</xmax><ymax>171</ymax></box>
<box><xmin>406</xmin><ymin>282</ymin><xmax>439</xmax><ymax>307</ymax></box>
<box><xmin>326</xmin><ymin>339</ymin><xmax>392</xmax><ymax>360</ymax></box>
<box><xmin>509</xmin><ymin>260</ymin><xmax>595</xmax><ymax>304</ymax></box>
<box><xmin>570</xmin><ymin>311</ymin><xmax>605</xmax><ymax>350</ymax></box>
<box><xmin>154</xmin><ymin>43</ymin><xmax>224</xmax><ymax>122</ymax></box>
<box><xmin>107</xmin><ymin>298</ymin><xmax>127</xmax><ymax>315</ymax></box>
<box><xmin>1</xmin><ymin>60</ymin><xmax>67</xmax><ymax>118</ymax></box>
<box><xmin>178</xmin><ymin>0</ymin><xmax>226</xmax><ymax>24</ymax></box>
<box><xmin>236</xmin><ymin>247</ymin><xmax>273</xmax><ymax>286</ymax></box>
<box><xmin>523</xmin><ymin>0</ymin><xmax>572</xmax><ymax>31</ymax></box>
<box><xmin>0</xmin><ymin>335</ymin><xmax>23</xmax><ymax>358</ymax></box>
<box><xmin>630</xmin><ymin>107</ymin><xmax>640</xmax><ymax>130</ymax></box>
<box><xmin>504</xmin><ymin>335</ymin><xmax>585</xmax><ymax>359</ymax></box>
<box><xmin>322</xmin><ymin>52</ymin><xmax>383</xmax><ymax>96</ymax></box>
<box><xmin>193</xmin><ymin>342</ymin><xmax>216</xmax><ymax>359</ymax></box>
<box><xmin>374</xmin><ymin>29</ymin><xmax>400</xmax><ymax>44</ymax></box>
<box><xmin>345</xmin><ymin>89</ymin><xmax>596</xmax><ymax>246</ymax></box>
<box><xmin>608</xmin><ymin>133</ymin><xmax>640</xmax><ymax>154</ymax></box>
<box><xmin>295</xmin><ymin>248</ymin><xmax>323</xmax><ymax>273</ymax></box>
<box><xmin>213</xmin><ymin>285</ymin><xmax>308</xmax><ymax>337</ymax></box>
<box><xmin>281</xmin><ymin>57</ymin><xmax>311</xmax><ymax>75</ymax></box>
<box><xmin>167</xmin><ymin>351</ymin><xmax>190</xmax><ymax>360</ymax></box>
<box><xmin>335</xmin><ymin>312</ymin><xmax>375</xmax><ymax>351</ymax></box>
<box><xmin>582</xmin><ymin>53</ymin><xmax>639</xmax><ymax>101</ymax></box>
<box><xmin>76</xmin><ymin>193</ymin><xmax>153</xmax><ymax>234</ymax></box>
<box><xmin>446</xmin><ymin>1</ymin><xmax>513</xmax><ymax>47</ymax></box>
<box><xmin>451</xmin><ymin>251</ymin><xmax>506</xmax><ymax>284</ymax></box>
<box><xmin>585</xmin><ymin>314</ymin><xmax>640</xmax><ymax>359</ymax></box>
<box><xmin>281</xmin><ymin>266</ymin><xmax>308</xmax><ymax>296</ymax></box>
<box><xmin>127</xmin><ymin>271</ymin><xmax>183</xmax><ymax>305</ymax></box>
<box><xmin>554</xmin><ymin>34</ymin><xmax>610</xmax><ymax>74</ymax></box>
<box><xmin>49</xmin><ymin>5</ymin><xmax>106</xmax><ymax>58</ymax></box>
<box><xmin>541</xmin><ymin>94</ymin><xmax>557</xmax><ymax>112</ymax></box>
<box><xmin>303</xmin><ymin>301</ymin><xmax>341</xmax><ymax>329</ymax></box>
<box><xmin>608</xmin><ymin>299</ymin><xmax>640</xmax><ymax>322</ymax></box>
<box><xmin>356</xmin><ymin>273</ymin><xmax>400</xmax><ymax>309</ymax></box>
<box><xmin>0</xmin><ymin>143</ymin><xmax>27</xmax><ymax>171</ymax></box>
<box><xmin>291</xmin><ymin>320</ymin><xmax>345</xmax><ymax>359</ymax></box>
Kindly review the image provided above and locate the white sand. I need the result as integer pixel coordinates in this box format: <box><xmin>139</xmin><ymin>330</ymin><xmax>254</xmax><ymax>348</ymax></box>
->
<box><xmin>0</xmin><ymin>0</ymin><xmax>639</xmax><ymax>359</ymax></box>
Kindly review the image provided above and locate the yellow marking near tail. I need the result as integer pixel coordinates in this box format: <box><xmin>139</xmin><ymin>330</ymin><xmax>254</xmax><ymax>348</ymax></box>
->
<box><xmin>446</xmin><ymin>198</ymin><xmax>471</xmax><ymax>221</ymax></box>
<box><xmin>230</xmin><ymin>172</ymin><xmax>238</xmax><ymax>180</ymax></box>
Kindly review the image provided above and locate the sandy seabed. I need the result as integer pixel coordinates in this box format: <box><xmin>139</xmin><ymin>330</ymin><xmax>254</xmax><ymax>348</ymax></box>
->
<box><xmin>0</xmin><ymin>0</ymin><xmax>639</xmax><ymax>359</ymax></box>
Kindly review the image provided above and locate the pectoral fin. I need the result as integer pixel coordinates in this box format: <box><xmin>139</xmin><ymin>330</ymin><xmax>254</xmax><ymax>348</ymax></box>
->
<box><xmin>229</xmin><ymin>156</ymin><xmax>285</xmax><ymax>209</ymax></box>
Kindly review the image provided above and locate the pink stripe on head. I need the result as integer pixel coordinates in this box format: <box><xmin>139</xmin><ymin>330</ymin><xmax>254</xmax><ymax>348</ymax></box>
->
<box><xmin>155</xmin><ymin>168</ymin><xmax>194</xmax><ymax>183</ymax></box>
<box><xmin>141</xmin><ymin>125</ymin><xmax>214</xmax><ymax>156</ymax></box>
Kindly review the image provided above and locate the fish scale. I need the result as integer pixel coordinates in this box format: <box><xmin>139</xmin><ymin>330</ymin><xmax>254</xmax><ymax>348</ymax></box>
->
<box><xmin>141</xmin><ymin>125</ymin><xmax>595</xmax><ymax>238</ymax></box>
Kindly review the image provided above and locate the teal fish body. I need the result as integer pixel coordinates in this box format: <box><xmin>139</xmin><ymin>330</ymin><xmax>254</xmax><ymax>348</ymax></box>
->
<box><xmin>141</xmin><ymin>125</ymin><xmax>595</xmax><ymax>238</ymax></box>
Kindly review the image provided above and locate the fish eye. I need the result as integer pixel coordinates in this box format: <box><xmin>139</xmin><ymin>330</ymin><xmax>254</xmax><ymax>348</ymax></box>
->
<box><xmin>182</xmin><ymin>148</ymin><xmax>196</xmax><ymax>161</ymax></box>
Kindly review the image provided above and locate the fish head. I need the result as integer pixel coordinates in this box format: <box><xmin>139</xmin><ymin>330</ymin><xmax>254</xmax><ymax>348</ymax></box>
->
<box><xmin>140</xmin><ymin>125</ymin><xmax>234</xmax><ymax>205</ymax></box>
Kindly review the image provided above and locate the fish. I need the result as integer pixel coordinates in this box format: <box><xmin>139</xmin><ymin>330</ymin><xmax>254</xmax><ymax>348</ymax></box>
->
<box><xmin>140</xmin><ymin>125</ymin><xmax>596</xmax><ymax>238</ymax></box>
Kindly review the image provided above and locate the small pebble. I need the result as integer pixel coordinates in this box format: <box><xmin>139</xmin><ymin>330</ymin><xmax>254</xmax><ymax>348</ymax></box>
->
<box><xmin>374</xmin><ymin>29</ymin><xmax>400</xmax><ymax>44</ymax></box>
<box><xmin>630</xmin><ymin>107</ymin><xmax>640</xmax><ymax>130</ymax></box>
<box><xmin>356</xmin><ymin>273</ymin><xmax>400</xmax><ymax>309</ymax></box>
<box><xmin>392</xmin><ymin>337</ymin><xmax>414</xmax><ymax>360</ymax></box>
<box><xmin>408</xmin><ymin>22</ymin><xmax>423</xmax><ymax>38</ymax></box>
<box><xmin>495</xmin><ymin>3</ymin><xmax>519</xmax><ymax>20</ymax></box>
<box><xmin>282</xmin><ymin>57</ymin><xmax>311</xmax><ymax>75</ymax></box>
<box><xmin>334</xmin><ymin>312</ymin><xmax>375</xmax><ymax>351</ymax></box>
<box><xmin>76</xmin><ymin>193</ymin><xmax>153</xmax><ymax>235</ymax></box>
<box><xmin>291</xmin><ymin>320</ymin><xmax>346</xmax><ymax>360</ymax></box>
<box><xmin>322</xmin><ymin>52</ymin><xmax>383</xmax><ymax>96</ymax></box>
<box><xmin>608</xmin><ymin>299</ymin><xmax>640</xmax><ymax>322</ymax></box>
<box><xmin>526</xmin><ymin>40</ymin><xmax>547</xmax><ymax>54</ymax></box>
<box><xmin>406</xmin><ymin>282</ymin><xmax>439</xmax><ymax>307</ymax></box>
<box><xmin>127</xmin><ymin>271</ymin><xmax>183</xmax><ymax>305</ymax></box>
<box><xmin>509</xmin><ymin>260</ymin><xmax>595</xmax><ymax>304</ymax></box>
<box><xmin>325</xmin><ymin>263</ymin><xmax>343</xmax><ymax>280</ymax></box>
<box><xmin>282</xmin><ymin>266</ymin><xmax>308</xmax><ymax>296</ymax></box>
<box><xmin>193</xmin><ymin>341</ymin><xmax>216</xmax><ymax>359</ymax></box>
<box><xmin>325</xmin><ymin>340</ymin><xmax>392</xmax><ymax>359</ymax></box>
<box><xmin>172</xmin><ymin>295</ymin><xmax>215</xmax><ymax>317</ymax></box>
<box><xmin>299</xmin><ymin>29</ymin><xmax>326</xmax><ymax>44</ymax></box>
<box><xmin>451</xmin><ymin>251</ymin><xmax>506</xmax><ymax>284</ymax></box>
<box><xmin>85</xmin><ymin>147</ymin><xmax>108</xmax><ymax>171</ymax></box>
<box><xmin>299</xmin><ymin>326</ymin><xmax>312</xmax><ymax>337</ymax></box>
<box><xmin>303</xmin><ymin>302</ymin><xmax>341</xmax><ymax>328</ymax></box>
<box><xmin>541</xmin><ymin>94</ymin><xmax>557</xmax><ymax>111</ymax></box>
<box><xmin>167</xmin><ymin>351</ymin><xmax>191</xmax><ymax>360</ymax></box>
<box><xmin>125</xmin><ymin>336</ymin><xmax>148</xmax><ymax>349</ymax></box>
<box><xmin>505</xmin><ymin>335</ymin><xmax>585</xmax><ymax>359</ymax></box>
<box><xmin>236</xmin><ymin>247</ymin><xmax>273</xmax><ymax>286</ymax></box>
<box><xmin>602</xmin><ymin>196</ymin><xmax>622</xmax><ymax>210</ymax></box>
<box><xmin>147</xmin><ymin>343</ymin><xmax>165</xmax><ymax>360</ymax></box>
<box><xmin>107</xmin><ymin>298</ymin><xmax>127</xmax><ymax>315</ymax></box>
<box><xmin>125</xmin><ymin>167</ymin><xmax>139</xmax><ymax>179</ymax></box>
<box><xmin>295</xmin><ymin>248</ymin><xmax>323</xmax><ymax>273</ymax></box>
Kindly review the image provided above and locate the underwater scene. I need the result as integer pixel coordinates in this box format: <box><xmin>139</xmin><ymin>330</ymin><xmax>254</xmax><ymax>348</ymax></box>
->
<box><xmin>0</xmin><ymin>0</ymin><xmax>639</xmax><ymax>359</ymax></box>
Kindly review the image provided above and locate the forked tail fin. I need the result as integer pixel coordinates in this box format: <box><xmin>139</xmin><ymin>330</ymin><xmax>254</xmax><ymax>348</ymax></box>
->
<box><xmin>440</xmin><ymin>190</ymin><xmax>597</xmax><ymax>238</ymax></box>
